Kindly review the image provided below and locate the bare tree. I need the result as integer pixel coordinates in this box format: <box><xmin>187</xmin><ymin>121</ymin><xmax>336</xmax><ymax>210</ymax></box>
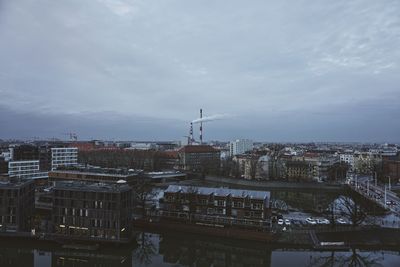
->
<box><xmin>134</xmin><ymin>177</ymin><xmax>158</xmax><ymax>217</ymax></box>
<box><xmin>337</xmin><ymin>192</ymin><xmax>367</xmax><ymax>227</ymax></box>
<box><xmin>134</xmin><ymin>232</ymin><xmax>156</xmax><ymax>266</ymax></box>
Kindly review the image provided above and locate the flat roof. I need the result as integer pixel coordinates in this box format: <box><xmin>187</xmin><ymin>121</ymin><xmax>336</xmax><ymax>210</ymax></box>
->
<box><xmin>54</xmin><ymin>181</ymin><xmax>131</xmax><ymax>193</ymax></box>
<box><xmin>0</xmin><ymin>179</ymin><xmax>34</xmax><ymax>188</ymax></box>
<box><xmin>50</xmin><ymin>170</ymin><xmax>138</xmax><ymax>178</ymax></box>
<box><xmin>165</xmin><ymin>185</ymin><xmax>270</xmax><ymax>199</ymax></box>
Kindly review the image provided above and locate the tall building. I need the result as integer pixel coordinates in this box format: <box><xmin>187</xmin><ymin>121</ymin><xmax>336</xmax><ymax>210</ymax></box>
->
<box><xmin>0</xmin><ymin>179</ymin><xmax>35</xmax><ymax>232</ymax></box>
<box><xmin>52</xmin><ymin>181</ymin><xmax>133</xmax><ymax>243</ymax></box>
<box><xmin>229</xmin><ymin>139</ymin><xmax>253</xmax><ymax>156</ymax></box>
<box><xmin>51</xmin><ymin>147</ymin><xmax>78</xmax><ymax>170</ymax></box>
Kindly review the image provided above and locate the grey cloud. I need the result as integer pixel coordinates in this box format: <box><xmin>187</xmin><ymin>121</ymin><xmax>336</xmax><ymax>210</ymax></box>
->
<box><xmin>0</xmin><ymin>0</ymin><xmax>399</xmax><ymax>141</ymax></box>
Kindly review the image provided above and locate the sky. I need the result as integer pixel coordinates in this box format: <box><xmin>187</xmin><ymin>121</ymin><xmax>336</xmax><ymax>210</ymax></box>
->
<box><xmin>0</xmin><ymin>0</ymin><xmax>399</xmax><ymax>142</ymax></box>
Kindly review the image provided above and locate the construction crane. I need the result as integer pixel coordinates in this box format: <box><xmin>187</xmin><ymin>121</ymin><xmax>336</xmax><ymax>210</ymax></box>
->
<box><xmin>61</xmin><ymin>132</ymin><xmax>78</xmax><ymax>142</ymax></box>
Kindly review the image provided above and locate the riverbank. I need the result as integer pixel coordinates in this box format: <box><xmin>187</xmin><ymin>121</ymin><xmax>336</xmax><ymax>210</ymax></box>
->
<box><xmin>200</xmin><ymin>176</ymin><xmax>344</xmax><ymax>191</ymax></box>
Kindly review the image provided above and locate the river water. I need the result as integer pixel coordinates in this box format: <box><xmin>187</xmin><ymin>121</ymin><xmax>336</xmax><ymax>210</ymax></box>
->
<box><xmin>1</xmin><ymin>231</ymin><xmax>399</xmax><ymax>267</ymax></box>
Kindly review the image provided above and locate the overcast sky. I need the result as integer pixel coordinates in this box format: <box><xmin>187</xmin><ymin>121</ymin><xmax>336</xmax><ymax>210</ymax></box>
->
<box><xmin>0</xmin><ymin>0</ymin><xmax>399</xmax><ymax>142</ymax></box>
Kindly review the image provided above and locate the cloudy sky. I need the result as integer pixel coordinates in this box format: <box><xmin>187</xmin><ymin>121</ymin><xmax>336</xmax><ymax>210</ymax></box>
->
<box><xmin>0</xmin><ymin>0</ymin><xmax>399</xmax><ymax>142</ymax></box>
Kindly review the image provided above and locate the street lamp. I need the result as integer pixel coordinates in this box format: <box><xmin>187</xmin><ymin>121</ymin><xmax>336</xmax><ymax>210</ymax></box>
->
<box><xmin>384</xmin><ymin>185</ymin><xmax>387</xmax><ymax>209</ymax></box>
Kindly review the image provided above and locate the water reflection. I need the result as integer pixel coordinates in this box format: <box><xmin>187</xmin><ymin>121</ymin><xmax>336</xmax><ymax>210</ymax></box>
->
<box><xmin>308</xmin><ymin>249</ymin><xmax>384</xmax><ymax>267</ymax></box>
<box><xmin>158</xmin><ymin>233</ymin><xmax>272</xmax><ymax>266</ymax></box>
<box><xmin>0</xmin><ymin>233</ymin><xmax>398</xmax><ymax>266</ymax></box>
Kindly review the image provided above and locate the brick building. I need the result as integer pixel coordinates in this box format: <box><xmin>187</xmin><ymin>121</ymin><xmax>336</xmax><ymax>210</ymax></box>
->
<box><xmin>162</xmin><ymin>185</ymin><xmax>270</xmax><ymax>222</ymax></box>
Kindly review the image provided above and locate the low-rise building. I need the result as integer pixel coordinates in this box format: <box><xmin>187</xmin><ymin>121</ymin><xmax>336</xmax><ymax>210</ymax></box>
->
<box><xmin>162</xmin><ymin>185</ymin><xmax>270</xmax><ymax>222</ymax></box>
<box><xmin>52</xmin><ymin>181</ymin><xmax>133</xmax><ymax>243</ymax></box>
<box><xmin>8</xmin><ymin>160</ymin><xmax>48</xmax><ymax>180</ymax></box>
<box><xmin>0</xmin><ymin>179</ymin><xmax>35</xmax><ymax>232</ymax></box>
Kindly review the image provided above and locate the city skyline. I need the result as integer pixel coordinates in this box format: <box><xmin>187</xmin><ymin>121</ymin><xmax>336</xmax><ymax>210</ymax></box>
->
<box><xmin>1</xmin><ymin>0</ymin><xmax>400</xmax><ymax>142</ymax></box>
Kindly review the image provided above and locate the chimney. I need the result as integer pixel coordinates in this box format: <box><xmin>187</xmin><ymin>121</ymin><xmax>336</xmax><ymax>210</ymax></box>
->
<box><xmin>190</xmin><ymin>122</ymin><xmax>194</xmax><ymax>145</ymax></box>
<box><xmin>200</xmin><ymin>109</ymin><xmax>203</xmax><ymax>144</ymax></box>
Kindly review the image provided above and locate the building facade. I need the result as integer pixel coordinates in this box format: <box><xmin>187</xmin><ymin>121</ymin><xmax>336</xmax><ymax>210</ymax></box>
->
<box><xmin>51</xmin><ymin>147</ymin><xmax>78</xmax><ymax>170</ymax></box>
<box><xmin>8</xmin><ymin>160</ymin><xmax>48</xmax><ymax>180</ymax></box>
<box><xmin>162</xmin><ymin>185</ymin><xmax>270</xmax><ymax>222</ymax></box>
<box><xmin>0</xmin><ymin>179</ymin><xmax>35</xmax><ymax>232</ymax></box>
<box><xmin>52</xmin><ymin>181</ymin><xmax>132</xmax><ymax>243</ymax></box>
<box><xmin>178</xmin><ymin>145</ymin><xmax>220</xmax><ymax>173</ymax></box>
<box><xmin>229</xmin><ymin>139</ymin><xmax>253</xmax><ymax>156</ymax></box>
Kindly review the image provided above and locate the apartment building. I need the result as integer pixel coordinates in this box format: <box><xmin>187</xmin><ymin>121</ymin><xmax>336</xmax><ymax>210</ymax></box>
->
<box><xmin>52</xmin><ymin>181</ymin><xmax>132</xmax><ymax>243</ymax></box>
<box><xmin>229</xmin><ymin>139</ymin><xmax>253</xmax><ymax>156</ymax></box>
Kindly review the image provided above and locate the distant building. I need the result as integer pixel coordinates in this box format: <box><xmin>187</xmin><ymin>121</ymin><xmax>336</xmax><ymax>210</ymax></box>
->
<box><xmin>229</xmin><ymin>139</ymin><xmax>253</xmax><ymax>156</ymax></box>
<box><xmin>178</xmin><ymin>145</ymin><xmax>220</xmax><ymax>173</ymax></box>
<box><xmin>382</xmin><ymin>153</ymin><xmax>400</xmax><ymax>184</ymax></box>
<box><xmin>286</xmin><ymin>160</ymin><xmax>313</xmax><ymax>182</ymax></box>
<box><xmin>0</xmin><ymin>179</ymin><xmax>35</xmax><ymax>232</ymax></box>
<box><xmin>51</xmin><ymin>147</ymin><xmax>78</xmax><ymax>170</ymax></box>
<box><xmin>340</xmin><ymin>154</ymin><xmax>355</xmax><ymax>170</ymax></box>
<box><xmin>52</xmin><ymin>181</ymin><xmax>133</xmax><ymax>243</ymax></box>
<box><xmin>8</xmin><ymin>160</ymin><xmax>48</xmax><ymax>180</ymax></box>
<box><xmin>10</xmin><ymin>145</ymin><xmax>39</xmax><ymax>161</ymax></box>
<box><xmin>162</xmin><ymin>185</ymin><xmax>270</xmax><ymax>221</ymax></box>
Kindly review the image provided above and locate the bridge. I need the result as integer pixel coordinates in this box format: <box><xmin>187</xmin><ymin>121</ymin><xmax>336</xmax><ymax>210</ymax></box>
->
<box><xmin>348</xmin><ymin>175</ymin><xmax>400</xmax><ymax>216</ymax></box>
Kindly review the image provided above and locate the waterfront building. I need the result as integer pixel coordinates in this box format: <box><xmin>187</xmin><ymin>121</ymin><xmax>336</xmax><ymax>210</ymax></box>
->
<box><xmin>162</xmin><ymin>185</ymin><xmax>270</xmax><ymax>221</ymax></box>
<box><xmin>52</xmin><ymin>180</ymin><xmax>133</xmax><ymax>243</ymax></box>
<box><xmin>0</xmin><ymin>179</ymin><xmax>35</xmax><ymax>232</ymax></box>
<box><xmin>229</xmin><ymin>139</ymin><xmax>253</xmax><ymax>156</ymax></box>
<box><xmin>178</xmin><ymin>145</ymin><xmax>220</xmax><ymax>173</ymax></box>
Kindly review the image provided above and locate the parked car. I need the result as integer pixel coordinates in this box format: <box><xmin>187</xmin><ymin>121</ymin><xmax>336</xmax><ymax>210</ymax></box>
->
<box><xmin>278</xmin><ymin>219</ymin><xmax>284</xmax><ymax>225</ymax></box>
<box><xmin>336</xmin><ymin>218</ymin><xmax>347</xmax><ymax>224</ymax></box>
<box><xmin>285</xmin><ymin>219</ymin><xmax>291</xmax><ymax>225</ymax></box>
<box><xmin>317</xmin><ymin>218</ymin><xmax>330</xmax><ymax>225</ymax></box>
<box><xmin>306</xmin><ymin>217</ymin><xmax>317</xmax><ymax>225</ymax></box>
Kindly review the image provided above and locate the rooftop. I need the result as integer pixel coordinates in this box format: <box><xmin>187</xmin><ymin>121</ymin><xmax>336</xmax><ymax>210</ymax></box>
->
<box><xmin>51</xmin><ymin>166</ymin><xmax>142</xmax><ymax>177</ymax></box>
<box><xmin>54</xmin><ymin>180</ymin><xmax>131</xmax><ymax>193</ymax></box>
<box><xmin>165</xmin><ymin>185</ymin><xmax>270</xmax><ymax>199</ymax></box>
<box><xmin>0</xmin><ymin>178</ymin><xmax>34</xmax><ymax>188</ymax></box>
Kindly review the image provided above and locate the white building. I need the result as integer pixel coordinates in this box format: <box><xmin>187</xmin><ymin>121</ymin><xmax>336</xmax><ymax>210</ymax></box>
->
<box><xmin>51</xmin><ymin>147</ymin><xmax>78</xmax><ymax>170</ymax></box>
<box><xmin>8</xmin><ymin>160</ymin><xmax>48</xmax><ymax>180</ymax></box>
<box><xmin>340</xmin><ymin>154</ymin><xmax>355</xmax><ymax>170</ymax></box>
<box><xmin>229</xmin><ymin>139</ymin><xmax>253</xmax><ymax>156</ymax></box>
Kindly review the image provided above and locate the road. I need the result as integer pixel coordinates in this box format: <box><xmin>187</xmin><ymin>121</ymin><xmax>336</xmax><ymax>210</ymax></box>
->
<box><xmin>350</xmin><ymin>175</ymin><xmax>400</xmax><ymax>215</ymax></box>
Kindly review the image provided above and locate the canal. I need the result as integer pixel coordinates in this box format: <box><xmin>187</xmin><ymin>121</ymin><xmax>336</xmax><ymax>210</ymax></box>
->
<box><xmin>0</xmin><ymin>231</ymin><xmax>399</xmax><ymax>266</ymax></box>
